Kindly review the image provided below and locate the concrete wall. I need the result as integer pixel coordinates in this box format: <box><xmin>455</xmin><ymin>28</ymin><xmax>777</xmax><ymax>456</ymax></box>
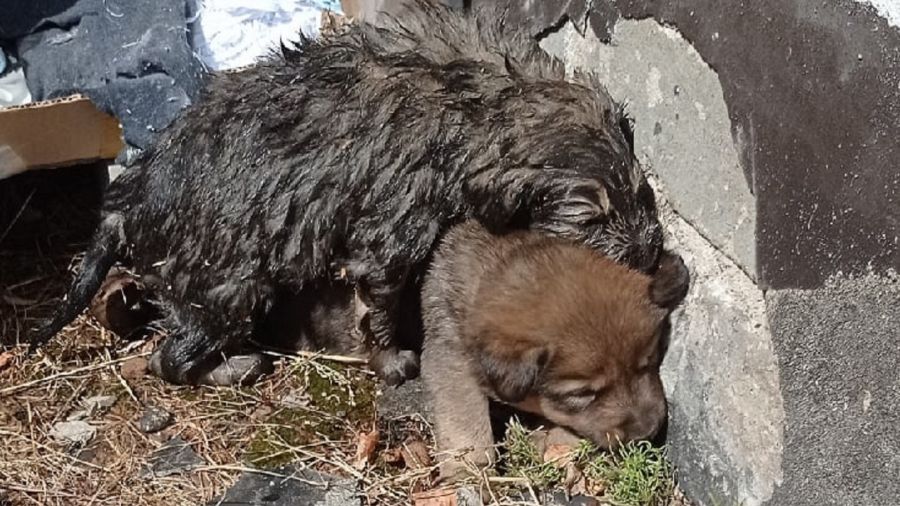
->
<box><xmin>486</xmin><ymin>1</ymin><xmax>900</xmax><ymax>505</ymax></box>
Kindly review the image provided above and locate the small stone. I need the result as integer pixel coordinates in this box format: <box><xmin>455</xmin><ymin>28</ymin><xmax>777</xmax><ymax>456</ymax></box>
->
<box><xmin>82</xmin><ymin>395</ymin><xmax>117</xmax><ymax>416</ymax></box>
<box><xmin>377</xmin><ymin>379</ymin><xmax>432</xmax><ymax>419</ymax></box>
<box><xmin>399</xmin><ymin>437</ymin><xmax>432</xmax><ymax>470</ymax></box>
<box><xmin>72</xmin><ymin>444</ymin><xmax>99</xmax><ymax>465</ymax></box>
<box><xmin>66</xmin><ymin>409</ymin><xmax>89</xmax><ymax>422</ymax></box>
<box><xmin>121</xmin><ymin>357</ymin><xmax>149</xmax><ymax>380</ymax></box>
<box><xmin>547</xmin><ymin>491</ymin><xmax>601</xmax><ymax>506</ymax></box>
<box><xmin>280</xmin><ymin>390</ymin><xmax>310</xmax><ymax>408</ymax></box>
<box><xmin>0</xmin><ymin>351</ymin><xmax>14</xmax><ymax>371</ymax></box>
<box><xmin>455</xmin><ymin>487</ymin><xmax>481</xmax><ymax>506</ymax></box>
<box><xmin>138</xmin><ymin>406</ymin><xmax>173</xmax><ymax>434</ymax></box>
<box><xmin>249</xmin><ymin>404</ymin><xmax>273</xmax><ymax>421</ymax></box>
<box><xmin>412</xmin><ymin>489</ymin><xmax>457</xmax><ymax>506</ymax></box>
<box><xmin>211</xmin><ymin>466</ymin><xmax>359</xmax><ymax>505</ymax></box>
<box><xmin>140</xmin><ymin>436</ymin><xmax>203</xmax><ymax>478</ymax></box>
<box><xmin>50</xmin><ymin>420</ymin><xmax>96</xmax><ymax>445</ymax></box>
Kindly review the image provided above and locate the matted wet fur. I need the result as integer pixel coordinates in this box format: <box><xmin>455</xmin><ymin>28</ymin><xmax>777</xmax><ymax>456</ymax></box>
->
<box><xmin>30</xmin><ymin>0</ymin><xmax>663</xmax><ymax>386</ymax></box>
<box><xmin>420</xmin><ymin>222</ymin><xmax>689</xmax><ymax>481</ymax></box>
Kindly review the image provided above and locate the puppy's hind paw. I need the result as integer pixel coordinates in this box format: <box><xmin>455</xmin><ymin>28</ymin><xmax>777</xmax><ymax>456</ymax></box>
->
<box><xmin>200</xmin><ymin>354</ymin><xmax>274</xmax><ymax>386</ymax></box>
<box><xmin>148</xmin><ymin>353</ymin><xmax>275</xmax><ymax>386</ymax></box>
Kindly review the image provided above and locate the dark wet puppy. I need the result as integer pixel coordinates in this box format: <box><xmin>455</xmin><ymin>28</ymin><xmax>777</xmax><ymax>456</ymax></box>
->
<box><xmin>30</xmin><ymin>0</ymin><xmax>664</xmax><ymax>387</ymax></box>
<box><xmin>420</xmin><ymin>222</ymin><xmax>689</xmax><ymax>480</ymax></box>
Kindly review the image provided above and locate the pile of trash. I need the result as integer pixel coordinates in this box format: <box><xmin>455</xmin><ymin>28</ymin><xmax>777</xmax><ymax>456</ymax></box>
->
<box><xmin>0</xmin><ymin>0</ymin><xmax>343</xmax><ymax>159</ymax></box>
<box><xmin>193</xmin><ymin>0</ymin><xmax>343</xmax><ymax>70</ymax></box>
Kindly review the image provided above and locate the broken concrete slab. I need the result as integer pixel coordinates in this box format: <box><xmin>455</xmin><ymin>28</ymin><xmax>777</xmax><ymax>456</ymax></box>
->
<box><xmin>211</xmin><ymin>466</ymin><xmax>360</xmax><ymax>506</ymax></box>
<box><xmin>607</xmin><ymin>0</ymin><xmax>900</xmax><ymax>290</ymax></box>
<box><xmin>541</xmin><ymin>20</ymin><xmax>757</xmax><ymax>278</ymax></box>
<box><xmin>652</xmin><ymin>176</ymin><xmax>784</xmax><ymax>506</ymax></box>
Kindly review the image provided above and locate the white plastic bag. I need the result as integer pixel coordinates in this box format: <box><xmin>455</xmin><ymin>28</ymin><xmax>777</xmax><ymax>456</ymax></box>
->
<box><xmin>192</xmin><ymin>0</ymin><xmax>343</xmax><ymax>71</ymax></box>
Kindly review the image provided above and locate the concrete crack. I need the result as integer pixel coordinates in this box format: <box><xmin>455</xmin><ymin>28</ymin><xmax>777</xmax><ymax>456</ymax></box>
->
<box><xmin>535</xmin><ymin>13</ymin><xmax>572</xmax><ymax>42</ymax></box>
<box><xmin>579</xmin><ymin>0</ymin><xmax>595</xmax><ymax>36</ymax></box>
<box><xmin>534</xmin><ymin>1</ymin><xmax>594</xmax><ymax>41</ymax></box>
<box><xmin>647</xmin><ymin>173</ymin><xmax>758</xmax><ymax>285</ymax></box>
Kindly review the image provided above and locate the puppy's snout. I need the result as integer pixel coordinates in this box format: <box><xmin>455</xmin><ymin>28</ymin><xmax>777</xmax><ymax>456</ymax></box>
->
<box><xmin>621</xmin><ymin>396</ymin><xmax>667</xmax><ymax>443</ymax></box>
<box><xmin>622</xmin><ymin>411</ymin><xmax>664</xmax><ymax>443</ymax></box>
<box><xmin>584</xmin><ymin>396</ymin><xmax>667</xmax><ymax>450</ymax></box>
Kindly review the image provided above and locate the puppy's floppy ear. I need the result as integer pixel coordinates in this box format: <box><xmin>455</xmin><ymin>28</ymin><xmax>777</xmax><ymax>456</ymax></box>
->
<box><xmin>551</xmin><ymin>181</ymin><xmax>613</xmax><ymax>225</ymax></box>
<box><xmin>477</xmin><ymin>344</ymin><xmax>551</xmax><ymax>403</ymax></box>
<box><xmin>650</xmin><ymin>251</ymin><xmax>690</xmax><ymax>309</ymax></box>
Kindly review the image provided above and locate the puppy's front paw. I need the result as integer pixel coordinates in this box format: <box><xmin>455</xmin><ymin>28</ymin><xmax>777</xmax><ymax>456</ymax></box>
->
<box><xmin>437</xmin><ymin>448</ymin><xmax>495</xmax><ymax>484</ymax></box>
<box><xmin>370</xmin><ymin>348</ymin><xmax>420</xmax><ymax>386</ymax></box>
<box><xmin>438</xmin><ymin>459</ymin><xmax>477</xmax><ymax>484</ymax></box>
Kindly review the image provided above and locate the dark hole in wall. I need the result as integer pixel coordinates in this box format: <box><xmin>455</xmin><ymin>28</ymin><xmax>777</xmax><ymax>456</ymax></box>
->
<box><xmin>0</xmin><ymin>163</ymin><xmax>108</xmax><ymax>346</ymax></box>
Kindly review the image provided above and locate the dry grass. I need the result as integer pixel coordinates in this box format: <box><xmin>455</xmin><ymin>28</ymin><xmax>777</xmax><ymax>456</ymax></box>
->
<box><xmin>0</xmin><ymin>317</ymin><xmax>446</xmax><ymax>505</ymax></box>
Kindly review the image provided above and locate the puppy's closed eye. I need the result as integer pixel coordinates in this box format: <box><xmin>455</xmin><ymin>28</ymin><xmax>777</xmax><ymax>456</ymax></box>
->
<box><xmin>548</xmin><ymin>387</ymin><xmax>601</xmax><ymax>411</ymax></box>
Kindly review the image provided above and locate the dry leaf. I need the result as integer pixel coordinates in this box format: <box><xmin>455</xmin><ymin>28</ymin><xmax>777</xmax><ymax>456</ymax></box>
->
<box><xmin>543</xmin><ymin>443</ymin><xmax>575</xmax><ymax>468</ymax></box>
<box><xmin>250</xmin><ymin>404</ymin><xmax>274</xmax><ymax>422</ymax></box>
<box><xmin>120</xmin><ymin>356</ymin><xmax>149</xmax><ymax>380</ymax></box>
<box><xmin>412</xmin><ymin>488</ymin><xmax>457</xmax><ymax>506</ymax></box>
<box><xmin>320</xmin><ymin>10</ymin><xmax>351</xmax><ymax>37</ymax></box>
<box><xmin>353</xmin><ymin>429</ymin><xmax>380</xmax><ymax>470</ymax></box>
<box><xmin>545</xmin><ymin>426</ymin><xmax>582</xmax><ymax>446</ymax></box>
<box><xmin>381</xmin><ymin>446</ymin><xmax>404</xmax><ymax>465</ymax></box>
<box><xmin>140</xmin><ymin>335</ymin><xmax>163</xmax><ymax>354</ymax></box>
<box><xmin>563</xmin><ymin>461</ymin><xmax>585</xmax><ymax>494</ymax></box>
<box><xmin>400</xmin><ymin>437</ymin><xmax>432</xmax><ymax>469</ymax></box>
<box><xmin>0</xmin><ymin>351</ymin><xmax>14</xmax><ymax>371</ymax></box>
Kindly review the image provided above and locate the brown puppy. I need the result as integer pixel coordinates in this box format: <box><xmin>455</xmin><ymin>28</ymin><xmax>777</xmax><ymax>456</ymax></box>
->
<box><xmin>420</xmin><ymin>222</ymin><xmax>689</xmax><ymax>480</ymax></box>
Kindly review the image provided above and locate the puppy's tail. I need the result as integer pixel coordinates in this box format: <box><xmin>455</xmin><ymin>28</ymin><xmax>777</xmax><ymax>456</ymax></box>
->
<box><xmin>28</xmin><ymin>212</ymin><xmax>126</xmax><ymax>352</ymax></box>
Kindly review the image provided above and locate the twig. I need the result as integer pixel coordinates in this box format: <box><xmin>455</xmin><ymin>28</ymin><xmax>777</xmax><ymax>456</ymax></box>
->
<box><xmin>0</xmin><ymin>352</ymin><xmax>150</xmax><ymax>396</ymax></box>
<box><xmin>258</xmin><ymin>347</ymin><xmax>368</xmax><ymax>365</ymax></box>
<box><xmin>113</xmin><ymin>364</ymin><xmax>141</xmax><ymax>405</ymax></box>
<box><xmin>6</xmin><ymin>275</ymin><xmax>48</xmax><ymax>291</ymax></box>
<box><xmin>0</xmin><ymin>429</ymin><xmax>109</xmax><ymax>472</ymax></box>
<box><xmin>486</xmin><ymin>476</ymin><xmax>531</xmax><ymax>484</ymax></box>
<box><xmin>0</xmin><ymin>482</ymin><xmax>78</xmax><ymax>498</ymax></box>
<box><xmin>193</xmin><ymin>465</ymin><xmax>328</xmax><ymax>487</ymax></box>
<box><xmin>0</xmin><ymin>189</ymin><xmax>35</xmax><ymax>247</ymax></box>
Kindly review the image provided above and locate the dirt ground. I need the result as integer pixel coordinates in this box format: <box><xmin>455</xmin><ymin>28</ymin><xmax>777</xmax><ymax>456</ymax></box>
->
<box><xmin>0</xmin><ymin>166</ymin><xmax>690</xmax><ymax>506</ymax></box>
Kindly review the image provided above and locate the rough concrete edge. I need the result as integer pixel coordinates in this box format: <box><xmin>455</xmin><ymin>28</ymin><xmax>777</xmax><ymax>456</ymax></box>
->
<box><xmin>541</xmin><ymin>19</ymin><xmax>758</xmax><ymax>282</ymax></box>
<box><xmin>854</xmin><ymin>0</ymin><xmax>900</xmax><ymax>29</ymax></box>
<box><xmin>647</xmin><ymin>167</ymin><xmax>785</xmax><ymax>506</ymax></box>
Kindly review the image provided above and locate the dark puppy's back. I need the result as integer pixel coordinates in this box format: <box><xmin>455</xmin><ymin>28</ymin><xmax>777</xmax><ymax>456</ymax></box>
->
<box><xmin>34</xmin><ymin>0</ymin><xmax>656</xmax><ymax>387</ymax></box>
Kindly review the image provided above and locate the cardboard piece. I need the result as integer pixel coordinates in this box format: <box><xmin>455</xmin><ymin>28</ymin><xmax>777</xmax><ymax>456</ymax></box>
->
<box><xmin>0</xmin><ymin>94</ymin><xmax>123</xmax><ymax>180</ymax></box>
